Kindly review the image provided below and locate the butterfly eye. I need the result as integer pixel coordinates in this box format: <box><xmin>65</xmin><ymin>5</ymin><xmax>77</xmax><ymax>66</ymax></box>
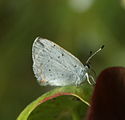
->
<box><xmin>86</xmin><ymin>64</ymin><xmax>90</xmax><ymax>69</ymax></box>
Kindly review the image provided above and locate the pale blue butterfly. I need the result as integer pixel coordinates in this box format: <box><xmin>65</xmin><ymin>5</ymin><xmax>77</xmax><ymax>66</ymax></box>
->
<box><xmin>32</xmin><ymin>37</ymin><xmax>104</xmax><ymax>86</ymax></box>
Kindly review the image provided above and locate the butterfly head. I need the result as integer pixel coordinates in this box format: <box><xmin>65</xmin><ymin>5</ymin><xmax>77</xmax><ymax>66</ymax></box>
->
<box><xmin>84</xmin><ymin>45</ymin><xmax>104</xmax><ymax>85</ymax></box>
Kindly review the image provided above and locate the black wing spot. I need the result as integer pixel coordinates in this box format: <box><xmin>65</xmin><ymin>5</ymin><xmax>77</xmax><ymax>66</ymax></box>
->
<box><xmin>74</xmin><ymin>65</ymin><xmax>77</xmax><ymax>67</ymax></box>
<box><xmin>50</xmin><ymin>74</ymin><xmax>52</xmax><ymax>76</ymax></box>
<box><xmin>49</xmin><ymin>69</ymin><xmax>51</xmax><ymax>71</ymax></box>
<box><xmin>62</xmin><ymin>53</ymin><xmax>64</xmax><ymax>56</ymax></box>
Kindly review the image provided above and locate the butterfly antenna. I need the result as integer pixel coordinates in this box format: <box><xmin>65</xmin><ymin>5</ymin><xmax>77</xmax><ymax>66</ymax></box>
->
<box><xmin>86</xmin><ymin>45</ymin><xmax>104</xmax><ymax>64</ymax></box>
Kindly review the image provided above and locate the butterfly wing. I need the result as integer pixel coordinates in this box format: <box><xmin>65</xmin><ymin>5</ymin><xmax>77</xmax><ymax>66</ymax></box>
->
<box><xmin>32</xmin><ymin>37</ymin><xmax>87</xmax><ymax>86</ymax></box>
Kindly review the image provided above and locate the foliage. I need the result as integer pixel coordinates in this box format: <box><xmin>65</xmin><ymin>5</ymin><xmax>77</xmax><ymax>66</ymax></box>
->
<box><xmin>17</xmin><ymin>84</ymin><xmax>93</xmax><ymax>120</ymax></box>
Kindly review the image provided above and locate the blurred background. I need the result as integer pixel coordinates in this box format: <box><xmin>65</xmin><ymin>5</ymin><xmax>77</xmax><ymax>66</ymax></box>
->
<box><xmin>0</xmin><ymin>0</ymin><xmax>125</xmax><ymax>119</ymax></box>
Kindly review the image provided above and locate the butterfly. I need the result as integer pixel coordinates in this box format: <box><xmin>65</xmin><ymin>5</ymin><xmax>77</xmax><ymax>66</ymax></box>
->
<box><xmin>32</xmin><ymin>37</ymin><xmax>104</xmax><ymax>86</ymax></box>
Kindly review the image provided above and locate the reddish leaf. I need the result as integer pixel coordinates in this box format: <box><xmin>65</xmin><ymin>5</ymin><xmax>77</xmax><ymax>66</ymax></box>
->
<box><xmin>87</xmin><ymin>67</ymin><xmax>125</xmax><ymax>120</ymax></box>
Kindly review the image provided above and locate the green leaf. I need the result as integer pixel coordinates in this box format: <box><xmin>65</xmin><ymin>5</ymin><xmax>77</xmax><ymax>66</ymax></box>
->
<box><xmin>17</xmin><ymin>83</ymin><xmax>93</xmax><ymax>120</ymax></box>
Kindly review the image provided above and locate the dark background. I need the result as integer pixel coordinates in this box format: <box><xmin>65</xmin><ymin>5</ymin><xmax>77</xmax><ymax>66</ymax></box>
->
<box><xmin>0</xmin><ymin>0</ymin><xmax>125</xmax><ymax>119</ymax></box>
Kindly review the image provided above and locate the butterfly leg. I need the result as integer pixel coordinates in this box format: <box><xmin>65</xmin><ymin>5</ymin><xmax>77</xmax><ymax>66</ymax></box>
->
<box><xmin>85</xmin><ymin>73</ymin><xmax>92</xmax><ymax>85</ymax></box>
<box><xmin>85</xmin><ymin>73</ymin><xmax>96</xmax><ymax>85</ymax></box>
<box><xmin>75</xmin><ymin>81</ymin><xmax>78</xmax><ymax>87</ymax></box>
<box><xmin>89</xmin><ymin>75</ymin><xmax>96</xmax><ymax>85</ymax></box>
<box><xmin>75</xmin><ymin>80</ymin><xmax>81</xmax><ymax>86</ymax></box>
